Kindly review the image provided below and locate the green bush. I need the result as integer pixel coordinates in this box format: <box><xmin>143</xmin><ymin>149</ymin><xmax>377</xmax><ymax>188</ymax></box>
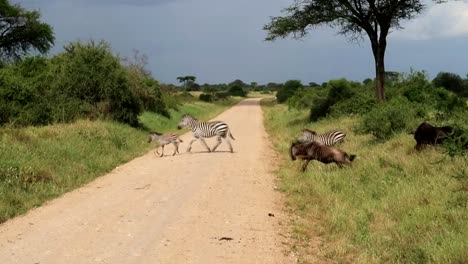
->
<box><xmin>0</xmin><ymin>41</ymin><xmax>171</xmax><ymax>127</ymax></box>
<box><xmin>0</xmin><ymin>56</ymin><xmax>54</xmax><ymax>126</ymax></box>
<box><xmin>329</xmin><ymin>91</ymin><xmax>376</xmax><ymax>117</ymax></box>
<box><xmin>215</xmin><ymin>91</ymin><xmax>230</xmax><ymax>100</ymax></box>
<box><xmin>432</xmin><ymin>72</ymin><xmax>467</xmax><ymax>97</ymax></box>
<box><xmin>389</xmin><ymin>70</ymin><xmax>465</xmax><ymax>114</ymax></box>
<box><xmin>199</xmin><ymin>93</ymin><xmax>214</xmax><ymax>102</ymax></box>
<box><xmin>52</xmin><ymin>41</ymin><xmax>143</xmax><ymax>126</ymax></box>
<box><xmin>309</xmin><ymin>79</ymin><xmax>358</xmax><ymax>121</ymax></box>
<box><xmin>287</xmin><ymin>87</ymin><xmax>327</xmax><ymax>109</ymax></box>
<box><xmin>357</xmin><ymin>97</ymin><xmax>420</xmax><ymax>140</ymax></box>
<box><xmin>276</xmin><ymin>80</ymin><xmax>303</xmax><ymax>103</ymax></box>
<box><xmin>228</xmin><ymin>85</ymin><xmax>247</xmax><ymax>97</ymax></box>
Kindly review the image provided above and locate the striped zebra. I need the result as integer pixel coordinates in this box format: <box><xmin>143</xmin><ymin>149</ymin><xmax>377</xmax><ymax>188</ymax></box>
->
<box><xmin>299</xmin><ymin>128</ymin><xmax>346</xmax><ymax>146</ymax></box>
<box><xmin>177</xmin><ymin>114</ymin><xmax>235</xmax><ymax>153</ymax></box>
<box><xmin>148</xmin><ymin>131</ymin><xmax>183</xmax><ymax>157</ymax></box>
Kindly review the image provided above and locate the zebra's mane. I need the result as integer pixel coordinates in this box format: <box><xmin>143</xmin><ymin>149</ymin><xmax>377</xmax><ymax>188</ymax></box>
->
<box><xmin>182</xmin><ymin>114</ymin><xmax>197</xmax><ymax>120</ymax></box>
<box><xmin>302</xmin><ymin>128</ymin><xmax>317</xmax><ymax>135</ymax></box>
<box><xmin>149</xmin><ymin>131</ymin><xmax>162</xmax><ymax>136</ymax></box>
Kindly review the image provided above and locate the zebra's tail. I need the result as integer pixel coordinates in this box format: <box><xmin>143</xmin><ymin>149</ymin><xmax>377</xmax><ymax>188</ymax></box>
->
<box><xmin>229</xmin><ymin>130</ymin><xmax>235</xmax><ymax>140</ymax></box>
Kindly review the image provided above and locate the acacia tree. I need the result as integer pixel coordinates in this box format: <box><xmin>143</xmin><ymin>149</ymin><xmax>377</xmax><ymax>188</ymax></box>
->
<box><xmin>176</xmin><ymin>75</ymin><xmax>196</xmax><ymax>90</ymax></box>
<box><xmin>0</xmin><ymin>0</ymin><xmax>54</xmax><ymax>62</ymax></box>
<box><xmin>264</xmin><ymin>0</ymin><xmax>449</xmax><ymax>102</ymax></box>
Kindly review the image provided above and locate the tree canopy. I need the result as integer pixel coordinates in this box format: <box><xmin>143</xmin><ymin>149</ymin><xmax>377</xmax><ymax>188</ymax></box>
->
<box><xmin>0</xmin><ymin>0</ymin><xmax>54</xmax><ymax>62</ymax></box>
<box><xmin>264</xmin><ymin>0</ymin><xmax>449</xmax><ymax>101</ymax></box>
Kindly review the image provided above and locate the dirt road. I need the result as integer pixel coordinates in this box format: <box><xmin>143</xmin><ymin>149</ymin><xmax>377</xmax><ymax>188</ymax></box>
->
<box><xmin>0</xmin><ymin>98</ymin><xmax>294</xmax><ymax>264</ymax></box>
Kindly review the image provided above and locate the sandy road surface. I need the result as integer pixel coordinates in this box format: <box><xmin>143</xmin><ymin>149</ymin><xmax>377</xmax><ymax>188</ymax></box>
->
<box><xmin>0</xmin><ymin>98</ymin><xmax>295</xmax><ymax>264</ymax></box>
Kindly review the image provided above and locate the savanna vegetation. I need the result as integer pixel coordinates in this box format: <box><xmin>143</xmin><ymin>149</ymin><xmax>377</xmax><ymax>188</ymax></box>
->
<box><xmin>0</xmin><ymin>1</ymin><xmax>247</xmax><ymax>223</ymax></box>
<box><xmin>263</xmin><ymin>73</ymin><xmax>468</xmax><ymax>263</ymax></box>
<box><xmin>264</xmin><ymin>0</ymin><xmax>456</xmax><ymax>102</ymax></box>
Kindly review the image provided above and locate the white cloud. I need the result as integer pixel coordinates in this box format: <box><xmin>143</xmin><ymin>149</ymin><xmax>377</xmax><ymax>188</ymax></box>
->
<box><xmin>392</xmin><ymin>0</ymin><xmax>468</xmax><ymax>40</ymax></box>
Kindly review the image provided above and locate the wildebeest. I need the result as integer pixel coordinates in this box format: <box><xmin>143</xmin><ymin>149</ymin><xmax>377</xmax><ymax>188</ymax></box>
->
<box><xmin>412</xmin><ymin>121</ymin><xmax>453</xmax><ymax>151</ymax></box>
<box><xmin>290</xmin><ymin>140</ymin><xmax>356</xmax><ymax>172</ymax></box>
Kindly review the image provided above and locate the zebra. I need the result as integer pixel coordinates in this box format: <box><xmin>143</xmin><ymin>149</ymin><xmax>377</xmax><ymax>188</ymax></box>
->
<box><xmin>177</xmin><ymin>114</ymin><xmax>235</xmax><ymax>153</ymax></box>
<box><xmin>299</xmin><ymin>128</ymin><xmax>346</xmax><ymax>146</ymax></box>
<box><xmin>147</xmin><ymin>131</ymin><xmax>183</xmax><ymax>157</ymax></box>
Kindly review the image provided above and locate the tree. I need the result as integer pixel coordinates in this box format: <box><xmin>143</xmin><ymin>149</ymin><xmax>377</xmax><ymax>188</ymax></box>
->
<box><xmin>0</xmin><ymin>0</ymin><xmax>55</xmax><ymax>62</ymax></box>
<box><xmin>250</xmin><ymin>81</ymin><xmax>258</xmax><ymax>90</ymax></box>
<box><xmin>176</xmin><ymin>75</ymin><xmax>196</xmax><ymax>90</ymax></box>
<box><xmin>188</xmin><ymin>82</ymin><xmax>201</xmax><ymax>91</ymax></box>
<box><xmin>264</xmin><ymin>0</ymin><xmax>450</xmax><ymax>102</ymax></box>
<box><xmin>228</xmin><ymin>85</ymin><xmax>247</xmax><ymax>97</ymax></box>
<box><xmin>276</xmin><ymin>80</ymin><xmax>303</xmax><ymax>103</ymax></box>
<box><xmin>433</xmin><ymin>72</ymin><xmax>466</xmax><ymax>96</ymax></box>
<box><xmin>308</xmin><ymin>82</ymin><xmax>319</xmax><ymax>87</ymax></box>
<box><xmin>229</xmin><ymin>79</ymin><xmax>246</xmax><ymax>88</ymax></box>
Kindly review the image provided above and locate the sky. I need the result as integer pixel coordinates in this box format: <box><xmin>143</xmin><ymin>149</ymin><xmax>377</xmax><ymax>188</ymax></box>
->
<box><xmin>15</xmin><ymin>0</ymin><xmax>468</xmax><ymax>85</ymax></box>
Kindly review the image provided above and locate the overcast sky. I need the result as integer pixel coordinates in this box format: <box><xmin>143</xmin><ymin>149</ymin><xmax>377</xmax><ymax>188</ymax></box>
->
<box><xmin>16</xmin><ymin>0</ymin><xmax>468</xmax><ymax>84</ymax></box>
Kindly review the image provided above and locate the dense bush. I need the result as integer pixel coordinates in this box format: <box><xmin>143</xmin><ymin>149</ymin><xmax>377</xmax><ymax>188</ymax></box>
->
<box><xmin>357</xmin><ymin>97</ymin><xmax>421</xmax><ymax>140</ymax></box>
<box><xmin>287</xmin><ymin>87</ymin><xmax>327</xmax><ymax>109</ymax></box>
<box><xmin>228</xmin><ymin>85</ymin><xmax>247</xmax><ymax>97</ymax></box>
<box><xmin>0</xmin><ymin>40</ymin><xmax>173</xmax><ymax>127</ymax></box>
<box><xmin>389</xmin><ymin>71</ymin><xmax>465</xmax><ymax>116</ymax></box>
<box><xmin>52</xmin><ymin>41</ymin><xmax>144</xmax><ymax>126</ymax></box>
<box><xmin>432</xmin><ymin>72</ymin><xmax>467</xmax><ymax>97</ymax></box>
<box><xmin>0</xmin><ymin>56</ymin><xmax>56</xmax><ymax>126</ymax></box>
<box><xmin>215</xmin><ymin>91</ymin><xmax>230</xmax><ymax>100</ymax></box>
<box><xmin>276</xmin><ymin>80</ymin><xmax>303</xmax><ymax>103</ymax></box>
<box><xmin>199</xmin><ymin>93</ymin><xmax>214</xmax><ymax>102</ymax></box>
<box><xmin>286</xmin><ymin>79</ymin><xmax>375</xmax><ymax>121</ymax></box>
<box><xmin>329</xmin><ymin>91</ymin><xmax>376</xmax><ymax>118</ymax></box>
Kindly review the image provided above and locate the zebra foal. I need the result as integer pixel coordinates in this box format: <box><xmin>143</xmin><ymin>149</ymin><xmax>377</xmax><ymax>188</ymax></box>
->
<box><xmin>147</xmin><ymin>131</ymin><xmax>183</xmax><ymax>157</ymax></box>
<box><xmin>299</xmin><ymin>128</ymin><xmax>346</xmax><ymax>146</ymax></box>
<box><xmin>177</xmin><ymin>114</ymin><xmax>235</xmax><ymax>153</ymax></box>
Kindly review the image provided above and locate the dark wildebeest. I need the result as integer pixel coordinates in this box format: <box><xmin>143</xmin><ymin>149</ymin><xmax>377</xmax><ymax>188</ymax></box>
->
<box><xmin>412</xmin><ymin>121</ymin><xmax>453</xmax><ymax>151</ymax></box>
<box><xmin>290</xmin><ymin>140</ymin><xmax>356</xmax><ymax>172</ymax></box>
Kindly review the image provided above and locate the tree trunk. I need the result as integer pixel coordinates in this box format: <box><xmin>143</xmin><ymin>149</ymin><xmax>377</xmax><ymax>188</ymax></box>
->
<box><xmin>373</xmin><ymin>41</ymin><xmax>387</xmax><ymax>102</ymax></box>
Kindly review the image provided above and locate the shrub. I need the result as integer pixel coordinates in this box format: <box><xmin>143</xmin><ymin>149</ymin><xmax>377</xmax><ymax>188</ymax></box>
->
<box><xmin>276</xmin><ymin>80</ymin><xmax>303</xmax><ymax>103</ymax></box>
<box><xmin>51</xmin><ymin>40</ymin><xmax>142</xmax><ymax>126</ymax></box>
<box><xmin>228</xmin><ymin>85</ymin><xmax>247</xmax><ymax>97</ymax></box>
<box><xmin>199</xmin><ymin>93</ymin><xmax>214</xmax><ymax>102</ymax></box>
<box><xmin>215</xmin><ymin>91</ymin><xmax>230</xmax><ymax>100</ymax></box>
<box><xmin>389</xmin><ymin>70</ymin><xmax>465</xmax><ymax>115</ymax></box>
<box><xmin>432</xmin><ymin>72</ymin><xmax>467</xmax><ymax>97</ymax></box>
<box><xmin>287</xmin><ymin>87</ymin><xmax>327</xmax><ymax>110</ymax></box>
<box><xmin>357</xmin><ymin>97</ymin><xmax>420</xmax><ymax>140</ymax></box>
<box><xmin>329</xmin><ymin>91</ymin><xmax>376</xmax><ymax>117</ymax></box>
<box><xmin>309</xmin><ymin>79</ymin><xmax>357</xmax><ymax>121</ymax></box>
<box><xmin>0</xmin><ymin>56</ymin><xmax>54</xmax><ymax>126</ymax></box>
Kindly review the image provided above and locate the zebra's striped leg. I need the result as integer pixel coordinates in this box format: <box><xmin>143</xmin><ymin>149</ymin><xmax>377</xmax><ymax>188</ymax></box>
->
<box><xmin>160</xmin><ymin>145</ymin><xmax>165</xmax><ymax>157</ymax></box>
<box><xmin>211</xmin><ymin>136</ymin><xmax>222</xmax><ymax>152</ymax></box>
<box><xmin>199</xmin><ymin>137</ymin><xmax>211</xmax><ymax>152</ymax></box>
<box><xmin>173</xmin><ymin>142</ymin><xmax>179</xmax><ymax>155</ymax></box>
<box><xmin>225</xmin><ymin>136</ymin><xmax>234</xmax><ymax>153</ymax></box>
<box><xmin>186</xmin><ymin>138</ymin><xmax>198</xmax><ymax>152</ymax></box>
<box><xmin>155</xmin><ymin>146</ymin><xmax>160</xmax><ymax>156</ymax></box>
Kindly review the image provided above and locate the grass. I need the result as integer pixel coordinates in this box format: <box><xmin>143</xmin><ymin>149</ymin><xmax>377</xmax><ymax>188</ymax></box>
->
<box><xmin>0</xmin><ymin>98</ymin><xmax>241</xmax><ymax>223</ymax></box>
<box><xmin>261</xmin><ymin>99</ymin><xmax>468</xmax><ymax>263</ymax></box>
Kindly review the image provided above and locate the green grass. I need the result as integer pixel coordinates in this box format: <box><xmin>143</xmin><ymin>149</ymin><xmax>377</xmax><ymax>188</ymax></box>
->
<box><xmin>261</xmin><ymin>99</ymin><xmax>468</xmax><ymax>263</ymax></box>
<box><xmin>0</xmin><ymin>99</ymin><xmax>240</xmax><ymax>223</ymax></box>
